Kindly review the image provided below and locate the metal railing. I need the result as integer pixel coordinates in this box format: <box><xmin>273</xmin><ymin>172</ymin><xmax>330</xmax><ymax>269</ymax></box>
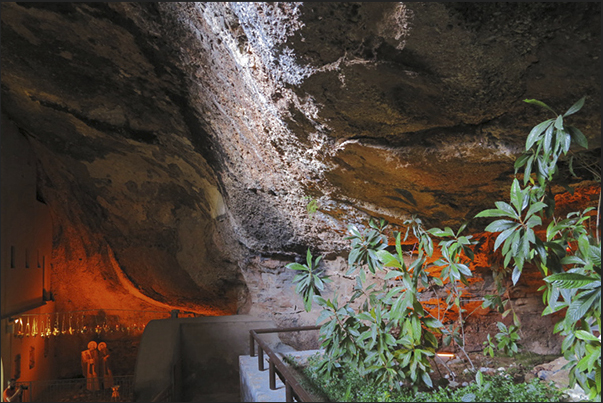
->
<box><xmin>249</xmin><ymin>326</ymin><xmax>321</xmax><ymax>402</ymax></box>
<box><xmin>150</xmin><ymin>384</ymin><xmax>173</xmax><ymax>402</ymax></box>
<box><xmin>16</xmin><ymin>375</ymin><xmax>133</xmax><ymax>402</ymax></box>
<box><xmin>149</xmin><ymin>356</ymin><xmax>180</xmax><ymax>402</ymax></box>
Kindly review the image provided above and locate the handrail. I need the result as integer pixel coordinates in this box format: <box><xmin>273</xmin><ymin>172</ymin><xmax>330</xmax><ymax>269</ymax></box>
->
<box><xmin>151</xmin><ymin>384</ymin><xmax>173</xmax><ymax>402</ymax></box>
<box><xmin>1</xmin><ymin>300</ymin><xmax>47</xmax><ymax>320</ymax></box>
<box><xmin>249</xmin><ymin>326</ymin><xmax>321</xmax><ymax>402</ymax></box>
<box><xmin>15</xmin><ymin>375</ymin><xmax>133</xmax><ymax>402</ymax></box>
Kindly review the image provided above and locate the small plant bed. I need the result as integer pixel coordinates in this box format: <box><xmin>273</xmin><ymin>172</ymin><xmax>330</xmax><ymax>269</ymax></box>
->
<box><xmin>289</xmin><ymin>352</ymin><xmax>571</xmax><ymax>402</ymax></box>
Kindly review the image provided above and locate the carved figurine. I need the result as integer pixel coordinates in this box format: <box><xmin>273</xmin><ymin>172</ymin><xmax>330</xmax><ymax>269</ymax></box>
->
<box><xmin>81</xmin><ymin>341</ymin><xmax>100</xmax><ymax>391</ymax></box>
<box><xmin>98</xmin><ymin>342</ymin><xmax>114</xmax><ymax>389</ymax></box>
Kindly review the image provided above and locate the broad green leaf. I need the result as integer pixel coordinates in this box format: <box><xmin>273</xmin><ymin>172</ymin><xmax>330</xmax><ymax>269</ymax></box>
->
<box><xmin>356</xmin><ymin>312</ymin><xmax>373</xmax><ymax>321</ymax></box>
<box><xmin>537</xmin><ymin>156</ymin><xmax>550</xmax><ymax>179</ymax></box>
<box><xmin>495</xmin><ymin>201</ymin><xmax>520</xmax><ymax>219</ymax></box>
<box><xmin>494</xmin><ymin>225</ymin><xmax>520</xmax><ymax>251</ymax></box>
<box><xmin>423</xmin><ymin>317</ymin><xmax>444</xmax><ymax>328</ymax></box>
<box><xmin>378</xmin><ymin>250</ymin><xmax>402</xmax><ymax>269</ymax></box>
<box><xmin>458</xmin><ymin>264</ymin><xmax>472</xmax><ymax>277</ymax></box>
<box><xmin>287</xmin><ymin>263</ymin><xmax>308</xmax><ymax>271</ymax></box>
<box><xmin>560</xmin><ymin>256</ymin><xmax>586</xmax><ymax>266</ymax></box>
<box><xmin>462</xmin><ymin>392</ymin><xmax>476</xmax><ymax>402</ymax></box>
<box><xmin>563</xmin><ymin>96</ymin><xmax>585</xmax><ymax>117</ymax></box>
<box><xmin>575</xmin><ymin>330</ymin><xmax>599</xmax><ymax>342</ymax></box>
<box><xmin>316</xmin><ymin>309</ymin><xmax>332</xmax><ymax>325</ymax></box>
<box><xmin>348</xmin><ymin>225</ymin><xmax>361</xmax><ymax>238</ymax></box>
<box><xmin>510</xmin><ymin>179</ymin><xmax>523</xmax><ymax>213</ymax></box>
<box><xmin>512</xmin><ymin>265</ymin><xmax>522</xmax><ymax>285</ymax></box>
<box><xmin>314</xmin><ymin>275</ymin><xmax>324</xmax><ymax>291</ymax></box>
<box><xmin>525</xmin><ymin>201</ymin><xmax>547</xmax><ymax>220</ymax></box>
<box><xmin>485</xmin><ymin>219</ymin><xmax>519</xmax><ymax>233</ymax></box>
<box><xmin>567</xmin><ymin>290</ymin><xmax>599</xmax><ymax>322</ymax></box>
<box><xmin>560</xmin><ymin>130</ymin><xmax>571</xmax><ymax>154</ymax></box>
<box><xmin>544</xmin><ymin>273</ymin><xmax>598</xmax><ymax>289</ymax></box>
<box><xmin>306</xmin><ymin>249</ymin><xmax>313</xmax><ymax>267</ymax></box>
<box><xmin>514</xmin><ymin>153</ymin><xmax>531</xmax><ymax>171</ymax></box>
<box><xmin>567</xmin><ymin>126</ymin><xmax>589</xmax><ymax>149</ymax></box>
<box><xmin>384</xmin><ymin>287</ymin><xmax>403</xmax><ymax>303</ymax></box>
<box><xmin>475</xmin><ymin>208</ymin><xmax>507</xmax><ymax>218</ymax></box>
<box><xmin>421</xmin><ymin>372</ymin><xmax>433</xmax><ymax>388</ymax></box>
<box><xmin>411</xmin><ymin>316</ymin><xmax>422</xmax><ymax>344</ymax></box>
<box><xmin>578</xmin><ymin>235</ymin><xmax>591</xmax><ymax>258</ymax></box>
<box><xmin>348</xmin><ymin>247</ymin><xmax>361</xmax><ymax>267</ymax></box>
<box><xmin>523</xmin><ymin>155</ymin><xmax>535</xmax><ymax>185</ymax></box>
<box><xmin>503</xmin><ymin>246</ymin><xmax>513</xmax><ymax>268</ymax></box>
<box><xmin>304</xmin><ymin>289</ymin><xmax>313</xmax><ymax>311</ymax></box>
<box><xmin>476</xmin><ymin>370</ymin><xmax>484</xmax><ymax>387</ymax></box>
<box><xmin>428</xmin><ymin>227</ymin><xmax>454</xmax><ymax>237</ymax></box>
<box><xmin>525</xmin><ymin>119</ymin><xmax>554</xmax><ymax>150</ymax></box>
<box><xmin>524</xmin><ymin>215</ymin><xmax>542</xmax><ymax>230</ymax></box>
<box><xmin>543</xmin><ymin>123</ymin><xmax>554</xmax><ymax>152</ymax></box>
<box><xmin>314</xmin><ymin>296</ymin><xmax>327</xmax><ymax>306</ymax></box>
<box><xmin>510</xmin><ymin>230</ymin><xmax>521</xmax><ymax>257</ymax></box>
<box><xmin>554</xmin><ymin>114</ymin><xmax>564</xmax><ymax>130</ymax></box>
<box><xmin>395</xmin><ymin>231</ymin><xmax>403</xmax><ymax>261</ymax></box>
<box><xmin>561</xmin><ymin>333</ymin><xmax>575</xmax><ymax>351</ymax></box>
<box><xmin>524</xmin><ymin>99</ymin><xmax>557</xmax><ymax>114</ymax></box>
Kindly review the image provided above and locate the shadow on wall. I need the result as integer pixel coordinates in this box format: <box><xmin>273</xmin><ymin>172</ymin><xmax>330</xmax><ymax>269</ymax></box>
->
<box><xmin>133</xmin><ymin>315</ymin><xmax>283</xmax><ymax>402</ymax></box>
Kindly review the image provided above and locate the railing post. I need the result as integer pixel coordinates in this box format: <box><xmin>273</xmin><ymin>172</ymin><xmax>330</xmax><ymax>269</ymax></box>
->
<box><xmin>285</xmin><ymin>381</ymin><xmax>293</xmax><ymax>402</ymax></box>
<box><xmin>269</xmin><ymin>359</ymin><xmax>276</xmax><ymax>390</ymax></box>
<box><xmin>250</xmin><ymin>326</ymin><xmax>321</xmax><ymax>402</ymax></box>
<box><xmin>258</xmin><ymin>345</ymin><xmax>264</xmax><ymax>371</ymax></box>
<box><xmin>250</xmin><ymin>331</ymin><xmax>255</xmax><ymax>356</ymax></box>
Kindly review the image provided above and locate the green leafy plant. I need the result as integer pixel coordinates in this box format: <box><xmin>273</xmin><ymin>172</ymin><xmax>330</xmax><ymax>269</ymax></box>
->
<box><xmin>287</xmin><ymin>249</ymin><xmax>332</xmax><ymax>312</ymax></box>
<box><xmin>475</xmin><ymin>97</ymin><xmax>601</xmax><ymax>400</ymax></box>
<box><xmin>541</xmin><ymin>212</ymin><xmax>601</xmax><ymax>400</ymax></box>
<box><xmin>494</xmin><ymin>322</ymin><xmax>522</xmax><ymax>356</ymax></box>
<box><xmin>428</xmin><ymin>223</ymin><xmax>477</xmax><ymax>368</ymax></box>
<box><xmin>305</xmin><ymin>196</ymin><xmax>319</xmax><ymax>218</ymax></box>
<box><xmin>301</xmin><ymin>352</ymin><xmax>564</xmax><ymax>402</ymax></box>
<box><xmin>301</xmin><ymin>218</ymin><xmax>443</xmax><ymax>391</ymax></box>
<box><xmin>482</xmin><ymin>334</ymin><xmax>496</xmax><ymax>358</ymax></box>
<box><xmin>288</xmin><ymin>98</ymin><xmax>599</xmax><ymax>400</ymax></box>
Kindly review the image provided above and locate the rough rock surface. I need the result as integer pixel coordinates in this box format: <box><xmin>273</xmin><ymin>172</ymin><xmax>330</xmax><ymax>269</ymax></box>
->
<box><xmin>1</xmin><ymin>2</ymin><xmax>600</xmax><ymax>339</ymax></box>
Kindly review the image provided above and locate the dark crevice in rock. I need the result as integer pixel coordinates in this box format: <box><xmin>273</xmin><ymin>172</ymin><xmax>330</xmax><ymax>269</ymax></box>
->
<box><xmin>166</xmin><ymin>92</ymin><xmax>229</xmax><ymax>179</ymax></box>
<box><xmin>31</xmin><ymin>96</ymin><xmax>158</xmax><ymax>144</ymax></box>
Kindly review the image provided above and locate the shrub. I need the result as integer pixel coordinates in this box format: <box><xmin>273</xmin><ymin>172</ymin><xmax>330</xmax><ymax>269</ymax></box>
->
<box><xmin>300</xmin><ymin>353</ymin><xmax>565</xmax><ymax>402</ymax></box>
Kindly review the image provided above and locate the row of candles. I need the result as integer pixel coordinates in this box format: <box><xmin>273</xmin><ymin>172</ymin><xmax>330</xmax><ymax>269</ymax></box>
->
<box><xmin>9</xmin><ymin>310</ymin><xmax>183</xmax><ymax>338</ymax></box>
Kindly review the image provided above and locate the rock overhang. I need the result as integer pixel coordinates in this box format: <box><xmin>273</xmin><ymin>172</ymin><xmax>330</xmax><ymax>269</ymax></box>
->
<box><xmin>1</xmin><ymin>2</ymin><xmax>600</xmax><ymax>312</ymax></box>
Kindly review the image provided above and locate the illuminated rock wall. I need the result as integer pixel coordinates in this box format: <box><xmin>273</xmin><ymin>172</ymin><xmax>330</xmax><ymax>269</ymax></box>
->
<box><xmin>1</xmin><ymin>3</ymin><xmax>600</xmax><ymax>355</ymax></box>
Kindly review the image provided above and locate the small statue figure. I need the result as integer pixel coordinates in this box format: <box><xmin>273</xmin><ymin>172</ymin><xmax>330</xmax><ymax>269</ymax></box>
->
<box><xmin>111</xmin><ymin>385</ymin><xmax>120</xmax><ymax>402</ymax></box>
<box><xmin>98</xmin><ymin>342</ymin><xmax>114</xmax><ymax>389</ymax></box>
<box><xmin>81</xmin><ymin>341</ymin><xmax>100</xmax><ymax>391</ymax></box>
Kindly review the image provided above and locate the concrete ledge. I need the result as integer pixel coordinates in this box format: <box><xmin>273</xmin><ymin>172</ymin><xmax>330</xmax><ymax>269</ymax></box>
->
<box><xmin>239</xmin><ymin>350</ymin><xmax>323</xmax><ymax>402</ymax></box>
<box><xmin>240</xmin><ymin>355</ymin><xmax>285</xmax><ymax>402</ymax></box>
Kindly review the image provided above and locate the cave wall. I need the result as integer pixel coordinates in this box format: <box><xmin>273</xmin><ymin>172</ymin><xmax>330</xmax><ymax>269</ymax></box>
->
<box><xmin>1</xmin><ymin>2</ymin><xmax>600</xmax><ymax>353</ymax></box>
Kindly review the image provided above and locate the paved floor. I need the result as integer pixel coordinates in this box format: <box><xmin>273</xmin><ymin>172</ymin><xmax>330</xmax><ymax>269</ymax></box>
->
<box><xmin>186</xmin><ymin>392</ymin><xmax>241</xmax><ymax>402</ymax></box>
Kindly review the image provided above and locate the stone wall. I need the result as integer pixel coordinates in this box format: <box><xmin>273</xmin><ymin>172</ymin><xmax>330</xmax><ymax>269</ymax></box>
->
<box><xmin>1</xmin><ymin>3</ymin><xmax>600</xmax><ymax>353</ymax></box>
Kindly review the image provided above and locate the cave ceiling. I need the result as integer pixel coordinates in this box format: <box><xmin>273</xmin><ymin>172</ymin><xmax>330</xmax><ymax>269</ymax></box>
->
<box><xmin>1</xmin><ymin>2</ymin><xmax>600</xmax><ymax>312</ymax></box>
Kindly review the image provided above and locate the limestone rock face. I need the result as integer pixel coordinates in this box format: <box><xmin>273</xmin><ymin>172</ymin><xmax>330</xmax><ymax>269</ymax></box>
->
<box><xmin>1</xmin><ymin>3</ymin><xmax>600</xmax><ymax>320</ymax></box>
